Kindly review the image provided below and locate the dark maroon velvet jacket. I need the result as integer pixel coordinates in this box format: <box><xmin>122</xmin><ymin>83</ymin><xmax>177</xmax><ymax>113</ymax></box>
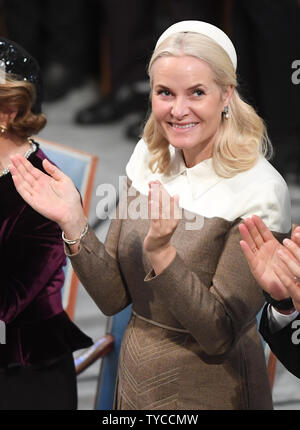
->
<box><xmin>0</xmin><ymin>143</ymin><xmax>92</xmax><ymax>368</ymax></box>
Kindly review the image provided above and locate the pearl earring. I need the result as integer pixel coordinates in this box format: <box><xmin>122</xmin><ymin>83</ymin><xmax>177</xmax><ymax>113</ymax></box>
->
<box><xmin>0</xmin><ymin>124</ymin><xmax>7</xmax><ymax>134</ymax></box>
<box><xmin>223</xmin><ymin>106</ymin><xmax>229</xmax><ymax>119</ymax></box>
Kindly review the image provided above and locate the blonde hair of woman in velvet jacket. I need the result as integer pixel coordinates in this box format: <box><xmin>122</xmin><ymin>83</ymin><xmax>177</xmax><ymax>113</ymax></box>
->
<box><xmin>9</xmin><ymin>21</ymin><xmax>291</xmax><ymax>409</ymax></box>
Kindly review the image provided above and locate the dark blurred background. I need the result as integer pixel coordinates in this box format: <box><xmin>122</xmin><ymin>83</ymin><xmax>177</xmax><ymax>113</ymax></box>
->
<box><xmin>0</xmin><ymin>0</ymin><xmax>299</xmax><ymax>179</ymax></box>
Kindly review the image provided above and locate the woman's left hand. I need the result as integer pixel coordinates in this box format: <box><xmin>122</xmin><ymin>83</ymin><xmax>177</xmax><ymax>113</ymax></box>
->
<box><xmin>144</xmin><ymin>181</ymin><xmax>180</xmax><ymax>274</ymax></box>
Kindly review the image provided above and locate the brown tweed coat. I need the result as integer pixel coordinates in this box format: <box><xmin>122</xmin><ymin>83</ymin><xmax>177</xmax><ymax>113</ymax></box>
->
<box><xmin>67</xmin><ymin>142</ymin><xmax>291</xmax><ymax>410</ymax></box>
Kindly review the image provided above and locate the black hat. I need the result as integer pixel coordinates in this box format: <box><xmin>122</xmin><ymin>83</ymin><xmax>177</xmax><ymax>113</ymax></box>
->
<box><xmin>0</xmin><ymin>38</ymin><xmax>43</xmax><ymax>113</ymax></box>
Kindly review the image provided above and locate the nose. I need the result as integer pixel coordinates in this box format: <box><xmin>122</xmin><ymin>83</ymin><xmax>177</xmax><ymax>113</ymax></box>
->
<box><xmin>171</xmin><ymin>96</ymin><xmax>189</xmax><ymax>120</ymax></box>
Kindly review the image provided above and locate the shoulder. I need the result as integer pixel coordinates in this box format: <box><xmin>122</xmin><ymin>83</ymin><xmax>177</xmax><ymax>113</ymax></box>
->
<box><xmin>30</xmin><ymin>142</ymin><xmax>54</xmax><ymax>174</ymax></box>
<box><xmin>228</xmin><ymin>157</ymin><xmax>291</xmax><ymax>233</ymax></box>
<box><xmin>126</xmin><ymin>139</ymin><xmax>157</xmax><ymax>195</ymax></box>
<box><xmin>237</xmin><ymin>156</ymin><xmax>286</xmax><ymax>184</ymax></box>
<box><xmin>126</xmin><ymin>138</ymin><xmax>150</xmax><ymax>178</ymax></box>
<box><xmin>227</xmin><ymin>157</ymin><xmax>289</xmax><ymax>198</ymax></box>
<box><xmin>16</xmin><ymin>143</ymin><xmax>62</xmax><ymax>234</ymax></box>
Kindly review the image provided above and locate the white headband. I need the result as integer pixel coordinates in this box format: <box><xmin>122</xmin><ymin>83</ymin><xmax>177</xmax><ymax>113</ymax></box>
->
<box><xmin>155</xmin><ymin>20</ymin><xmax>237</xmax><ymax>70</ymax></box>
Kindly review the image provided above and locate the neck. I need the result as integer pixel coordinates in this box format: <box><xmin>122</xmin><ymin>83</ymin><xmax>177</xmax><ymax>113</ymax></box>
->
<box><xmin>182</xmin><ymin>139</ymin><xmax>215</xmax><ymax>168</ymax></box>
<box><xmin>0</xmin><ymin>135</ymin><xmax>31</xmax><ymax>172</ymax></box>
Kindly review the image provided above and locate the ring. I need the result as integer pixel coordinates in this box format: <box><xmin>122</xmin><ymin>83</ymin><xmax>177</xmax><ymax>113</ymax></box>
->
<box><xmin>252</xmin><ymin>247</ymin><xmax>257</xmax><ymax>253</ymax></box>
<box><xmin>293</xmin><ymin>276</ymin><xmax>300</xmax><ymax>285</ymax></box>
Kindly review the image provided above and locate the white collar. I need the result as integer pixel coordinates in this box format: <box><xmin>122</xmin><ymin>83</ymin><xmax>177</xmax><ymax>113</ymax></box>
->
<box><xmin>183</xmin><ymin>157</ymin><xmax>223</xmax><ymax>199</ymax></box>
<box><xmin>126</xmin><ymin>138</ymin><xmax>223</xmax><ymax>199</ymax></box>
<box><xmin>125</xmin><ymin>139</ymin><xmax>291</xmax><ymax>231</ymax></box>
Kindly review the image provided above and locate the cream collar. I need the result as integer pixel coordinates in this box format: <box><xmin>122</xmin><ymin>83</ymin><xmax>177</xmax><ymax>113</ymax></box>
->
<box><xmin>126</xmin><ymin>138</ymin><xmax>222</xmax><ymax>199</ymax></box>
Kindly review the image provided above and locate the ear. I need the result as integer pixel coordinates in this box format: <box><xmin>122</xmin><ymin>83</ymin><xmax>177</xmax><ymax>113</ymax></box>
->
<box><xmin>0</xmin><ymin>110</ymin><xmax>17</xmax><ymax>126</ymax></box>
<box><xmin>9</xmin><ymin>111</ymin><xmax>17</xmax><ymax>122</ymax></box>
<box><xmin>222</xmin><ymin>85</ymin><xmax>234</xmax><ymax>106</ymax></box>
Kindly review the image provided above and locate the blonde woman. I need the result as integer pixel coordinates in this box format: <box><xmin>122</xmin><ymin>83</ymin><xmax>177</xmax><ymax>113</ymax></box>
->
<box><xmin>9</xmin><ymin>21</ymin><xmax>291</xmax><ymax>409</ymax></box>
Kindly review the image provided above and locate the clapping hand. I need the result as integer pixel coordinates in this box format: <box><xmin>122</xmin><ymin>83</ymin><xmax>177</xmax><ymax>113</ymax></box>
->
<box><xmin>9</xmin><ymin>154</ymin><xmax>85</xmax><ymax>233</ymax></box>
<box><xmin>239</xmin><ymin>215</ymin><xmax>300</xmax><ymax>311</ymax></box>
<box><xmin>144</xmin><ymin>181</ymin><xmax>180</xmax><ymax>274</ymax></box>
<box><xmin>275</xmin><ymin>227</ymin><xmax>300</xmax><ymax>311</ymax></box>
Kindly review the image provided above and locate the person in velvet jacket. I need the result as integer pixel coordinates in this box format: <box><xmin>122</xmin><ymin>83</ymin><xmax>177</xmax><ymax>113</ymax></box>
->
<box><xmin>0</xmin><ymin>38</ymin><xmax>92</xmax><ymax>410</ymax></box>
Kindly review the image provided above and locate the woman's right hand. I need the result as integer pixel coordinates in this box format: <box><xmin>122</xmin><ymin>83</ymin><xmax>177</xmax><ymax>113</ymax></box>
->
<box><xmin>9</xmin><ymin>154</ymin><xmax>86</xmax><ymax>233</ymax></box>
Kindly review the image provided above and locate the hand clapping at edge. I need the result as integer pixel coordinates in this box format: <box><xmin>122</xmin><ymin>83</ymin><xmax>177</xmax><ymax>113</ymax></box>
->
<box><xmin>276</xmin><ymin>227</ymin><xmax>300</xmax><ymax>312</ymax></box>
<box><xmin>239</xmin><ymin>215</ymin><xmax>300</xmax><ymax>312</ymax></box>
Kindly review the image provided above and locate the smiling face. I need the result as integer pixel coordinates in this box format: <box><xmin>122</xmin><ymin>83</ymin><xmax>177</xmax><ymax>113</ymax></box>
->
<box><xmin>151</xmin><ymin>55</ymin><xmax>233</xmax><ymax>167</ymax></box>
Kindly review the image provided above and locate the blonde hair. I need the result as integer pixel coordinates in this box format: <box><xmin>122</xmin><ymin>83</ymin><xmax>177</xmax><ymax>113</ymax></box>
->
<box><xmin>0</xmin><ymin>74</ymin><xmax>46</xmax><ymax>140</ymax></box>
<box><xmin>143</xmin><ymin>32</ymin><xmax>272</xmax><ymax>178</ymax></box>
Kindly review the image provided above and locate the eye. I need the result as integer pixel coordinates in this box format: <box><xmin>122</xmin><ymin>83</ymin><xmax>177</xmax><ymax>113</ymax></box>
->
<box><xmin>193</xmin><ymin>89</ymin><xmax>204</xmax><ymax>97</ymax></box>
<box><xmin>157</xmin><ymin>89</ymin><xmax>172</xmax><ymax>96</ymax></box>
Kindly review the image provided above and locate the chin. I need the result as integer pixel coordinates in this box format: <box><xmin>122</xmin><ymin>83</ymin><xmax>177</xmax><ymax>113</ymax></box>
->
<box><xmin>167</xmin><ymin>136</ymin><xmax>198</xmax><ymax>150</ymax></box>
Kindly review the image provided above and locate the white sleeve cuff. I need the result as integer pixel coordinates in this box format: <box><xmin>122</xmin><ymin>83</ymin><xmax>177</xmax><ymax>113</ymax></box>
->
<box><xmin>268</xmin><ymin>304</ymin><xmax>299</xmax><ymax>333</ymax></box>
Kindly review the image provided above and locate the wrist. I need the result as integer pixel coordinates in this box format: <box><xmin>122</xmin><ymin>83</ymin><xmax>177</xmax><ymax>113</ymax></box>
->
<box><xmin>146</xmin><ymin>244</ymin><xmax>176</xmax><ymax>275</ymax></box>
<box><xmin>146</xmin><ymin>242</ymin><xmax>174</xmax><ymax>257</ymax></box>
<box><xmin>59</xmin><ymin>211</ymin><xmax>87</xmax><ymax>236</ymax></box>
<box><xmin>61</xmin><ymin>217</ymin><xmax>87</xmax><ymax>242</ymax></box>
<box><xmin>263</xmin><ymin>291</ymin><xmax>295</xmax><ymax>312</ymax></box>
<box><xmin>273</xmin><ymin>306</ymin><xmax>296</xmax><ymax>315</ymax></box>
<box><xmin>61</xmin><ymin>216</ymin><xmax>89</xmax><ymax>255</ymax></box>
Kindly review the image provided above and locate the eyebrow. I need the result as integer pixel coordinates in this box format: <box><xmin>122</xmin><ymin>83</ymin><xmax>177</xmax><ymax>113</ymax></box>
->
<box><xmin>188</xmin><ymin>83</ymin><xmax>207</xmax><ymax>91</ymax></box>
<box><xmin>153</xmin><ymin>83</ymin><xmax>207</xmax><ymax>91</ymax></box>
<box><xmin>153</xmin><ymin>84</ymin><xmax>170</xmax><ymax>90</ymax></box>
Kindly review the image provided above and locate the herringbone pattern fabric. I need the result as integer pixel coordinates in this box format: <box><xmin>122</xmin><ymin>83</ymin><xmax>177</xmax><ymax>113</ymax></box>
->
<box><xmin>116</xmin><ymin>315</ymin><xmax>187</xmax><ymax>410</ymax></box>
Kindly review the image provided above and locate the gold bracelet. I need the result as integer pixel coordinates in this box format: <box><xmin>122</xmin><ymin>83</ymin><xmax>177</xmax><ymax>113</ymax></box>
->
<box><xmin>62</xmin><ymin>222</ymin><xmax>89</xmax><ymax>245</ymax></box>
